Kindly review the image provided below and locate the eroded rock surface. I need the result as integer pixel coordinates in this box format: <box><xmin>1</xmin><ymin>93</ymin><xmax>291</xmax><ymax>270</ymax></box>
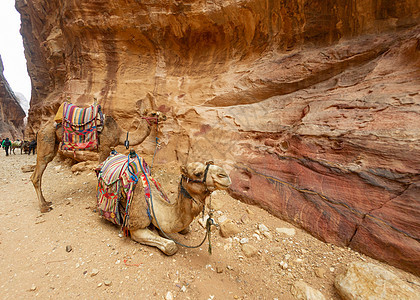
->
<box><xmin>16</xmin><ymin>0</ymin><xmax>420</xmax><ymax>274</ymax></box>
<box><xmin>335</xmin><ymin>262</ymin><xmax>418</xmax><ymax>300</ymax></box>
<box><xmin>0</xmin><ymin>56</ymin><xmax>25</xmax><ymax>139</ymax></box>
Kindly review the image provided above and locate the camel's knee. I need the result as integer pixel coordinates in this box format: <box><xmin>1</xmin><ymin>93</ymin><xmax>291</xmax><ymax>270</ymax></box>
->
<box><xmin>178</xmin><ymin>226</ymin><xmax>191</xmax><ymax>235</ymax></box>
<box><xmin>30</xmin><ymin>170</ymin><xmax>40</xmax><ymax>186</ymax></box>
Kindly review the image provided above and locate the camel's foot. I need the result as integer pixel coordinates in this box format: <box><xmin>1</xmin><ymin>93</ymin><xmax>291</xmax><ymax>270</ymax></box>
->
<box><xmin>130</xmin><ymin>228</ymin><xmax>178</xmax><ymax>256</ymax></box>
<box><xmin>161</xmin><ymin>241</ymin><xmax>178</xmax><ymax>256</ymax></box>
<box><xmin>40</xmin><ymin>202</ymin><xmax>53</xmax><ymax>213</ymax></box>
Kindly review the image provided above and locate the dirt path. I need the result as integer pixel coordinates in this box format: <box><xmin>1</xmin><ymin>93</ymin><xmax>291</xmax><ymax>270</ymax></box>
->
<box><xmin>0</xmin><ymin>151</ymin><xmax>417</xmax><ymax>299</ymax></box>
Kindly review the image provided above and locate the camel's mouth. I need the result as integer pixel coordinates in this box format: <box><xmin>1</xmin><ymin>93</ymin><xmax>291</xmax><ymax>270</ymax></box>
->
<box><xmin>214</xmin><ymin>182</ymin><xmax>230</xmax><ymax>190</ymax></box>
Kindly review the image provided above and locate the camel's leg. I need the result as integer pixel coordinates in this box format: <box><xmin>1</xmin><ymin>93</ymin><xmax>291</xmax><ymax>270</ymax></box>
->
<box><xmin>30</xmin><ymin>123</ymin><xmax>59</xmax><ymax>213</ymax></box>
<box><xmin>178</xmin><ymin>226</ymin><xmax>190</xmax><ymax>235</ymax></box>
<box><xmin>97</xmin><ymin>116</ymin><xmax>121</xmax><ymax>163</ymax></box>
<box><xmin>130</xmin><ymin>228</ymin><xmax>178</xmax><ymax>256</ymax></box>
<box><xmin>98</xmin><ymin>144</ymin><xmax>113</xmax><ymax>163</ymax></box>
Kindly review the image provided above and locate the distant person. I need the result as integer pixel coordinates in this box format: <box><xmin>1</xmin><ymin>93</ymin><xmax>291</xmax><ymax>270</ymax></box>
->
<box><xmin>3</xmin><ymin>138</ymin><xmax>12</xmax><ymax>156</ymax></box>
<box><xmin>28</xmin><ymin>139</ymin><xmax>37</xmax><ymax>155</ymax></box>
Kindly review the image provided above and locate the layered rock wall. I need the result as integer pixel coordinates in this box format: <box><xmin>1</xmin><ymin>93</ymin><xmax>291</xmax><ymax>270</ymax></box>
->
<box><xmin>0</xmin><ymin>56</ymin><xmax>26</xmax><ymax>139</ymax></box>
<box><xmin>17</xmin><ymin>0</ymin><xmax>420</xmax><ymax>275</ymax></box>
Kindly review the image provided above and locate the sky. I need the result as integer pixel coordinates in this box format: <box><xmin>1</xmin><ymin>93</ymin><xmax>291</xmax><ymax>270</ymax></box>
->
<box><xmin>0</xmin><ymin>1</ymin><xmax>31</xmax><ymax>102</ymax></box>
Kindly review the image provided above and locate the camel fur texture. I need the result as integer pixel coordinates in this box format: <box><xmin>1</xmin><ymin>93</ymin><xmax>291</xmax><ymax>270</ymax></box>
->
<box><xmin>112</xmin><ymin>160</ymin><xmax>231</xmax><ymax>255</ymax></box>
<box><xmin>31</xmin><ymin>99</ymin><xmax>165</xmax><ymax>213</ymax></box>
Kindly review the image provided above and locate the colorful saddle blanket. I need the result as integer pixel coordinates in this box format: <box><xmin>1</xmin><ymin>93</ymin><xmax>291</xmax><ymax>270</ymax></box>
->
<box><xmin>61</xmin><ymin>102</ymin><xmax>99</xmax><ymax>151</ymax></box>
<box><xmin>96</xmin><ymin>152</ymin><xmax>169</xmax><ymax>229</ymax></box>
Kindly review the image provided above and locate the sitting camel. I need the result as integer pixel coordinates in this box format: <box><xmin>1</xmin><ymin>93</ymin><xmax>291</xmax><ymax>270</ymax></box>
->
<box><xmin>31</xmin><ymin>98</ymin><xmax>165</xmax><ymax>213</ymax></box>
<box><xmin>97</xmin><ymin>153</ymin><xmax>231</xmax><ymax>255</ymax></box>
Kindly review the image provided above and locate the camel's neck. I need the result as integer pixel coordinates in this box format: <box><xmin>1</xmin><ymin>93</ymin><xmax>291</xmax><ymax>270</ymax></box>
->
<box><xmin>117</xmin><ymin>117</ymin><xmax>153</xmax><ymax>146</ymax></box>
<box><xmin>155</xmin><ymin>178</ymin><xmax>210</xmax><ymax>233</ymax></box>
<box><xmin>178</xmin><ymin>180</ymin><xmax>206</xmax><ymax>212</ymax></box>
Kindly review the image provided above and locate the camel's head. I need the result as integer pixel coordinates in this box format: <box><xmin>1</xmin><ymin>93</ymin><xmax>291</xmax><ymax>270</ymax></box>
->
<box><xmin>181</xmin><ymin>161</ymin><xmax>231</xmax><ymax>194</ymax></box>
<box><xmin>142</xmin><ymin>109</ymin><xmax>167</xmax><ymax>124</ymax></box>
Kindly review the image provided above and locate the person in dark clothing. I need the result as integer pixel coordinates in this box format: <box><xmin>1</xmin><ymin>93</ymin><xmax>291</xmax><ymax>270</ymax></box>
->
<box><xmin>28</xmin><ymin>139</ymin><xmax>37</xmax><ymax>155</ymax></box>
<box><xmin>3</xmin><ymin>138</ymin><xmax>12</xmax><ymax>156</ymax></box>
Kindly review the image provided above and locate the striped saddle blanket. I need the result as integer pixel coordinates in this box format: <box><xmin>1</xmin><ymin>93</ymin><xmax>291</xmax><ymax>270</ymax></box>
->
<box><xmin>96</xmin><ymin>152</ymin><xmax>169</xmax><ymax>228</ymax></box>
<box><xmin>61</xmin><ymin>102</ymin><xmax>99</xmax><ymax>151</ymax></box>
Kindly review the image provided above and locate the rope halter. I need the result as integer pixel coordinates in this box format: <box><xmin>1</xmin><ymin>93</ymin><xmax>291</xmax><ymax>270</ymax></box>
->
<box><xmin>180</xmin><ymin>161</ymin><xmax>214</xmax><ymax>197</ymax></box>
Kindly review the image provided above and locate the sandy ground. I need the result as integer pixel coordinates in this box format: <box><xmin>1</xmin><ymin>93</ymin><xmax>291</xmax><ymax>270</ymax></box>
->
<box><xmin>0</xmin><ymin>150</ymin><xmax>418</xmax><ymax>299</ymax></box>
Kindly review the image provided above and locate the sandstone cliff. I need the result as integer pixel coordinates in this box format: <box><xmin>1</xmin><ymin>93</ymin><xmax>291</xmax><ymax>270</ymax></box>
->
<box><xmin>17</xmin><ymin>0</ymin><xmax>420</xmax><ymax>275</ymax></box>
<box><xmin>0</xmin><ymin>55</ymin><xmax>26</xmax><ymax>139</ymax></box>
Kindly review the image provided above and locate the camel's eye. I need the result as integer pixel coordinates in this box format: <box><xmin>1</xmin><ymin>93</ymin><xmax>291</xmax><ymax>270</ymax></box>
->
<box><xmin>194</xmin><ymin>172</ymin><xmax>203</xmax><ymax>177</ymax></box>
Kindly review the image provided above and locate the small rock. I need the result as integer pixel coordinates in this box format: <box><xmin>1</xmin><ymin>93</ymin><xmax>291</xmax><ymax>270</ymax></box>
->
<box><xmin>91</xmin><ymin>269</ymin><xmax>99</xmax><ymax>276</ymax></box>
<box><xmin>290</xmin><ymin>281</ymin><xmax>326</xmax><ymax>300</ymax></box>
<box><xmin>97</xmin><ymin>282</ymin><xmax>103</xmax><ymax>287</ymax></box>
<box><xmin>104</xmin><ymin>280</ymin><xmax>112</xmax><ymax>286</ymax></box>
<box><xmin>315</xmin><ymin>267</ymin><xmax>326</xmax><ymax>278</ymax></box>
<box><xmin>30</xmin><ymin>284</ymin><xmax>37</xmax><ymax>291</ymax></box>
<box><xmin>253</xmin><ymin>233</ymin><xmax>261</xmax><ymax>240</ymax></box>
<box><xmin>240</xmin><ymin>238</ymin><xmax>249</xmax><ymax>244</ymax></box>
<box><xmin>217</xmin><ymin>215</ymin><xmax>228</xmax><ymax>224</ymax></box>
<box><xmin>280</xmin><ymin>261</ymin><xmax>288</xmax><ymax>270</ymax></box>
<box><xmin>242</xmin><ymin>244</ymin><xmax>258</xmax><ymax>257</ymax></box>
<box><xmin>240</xmin><ymin>214</ymin><xmax>249</xmax><ymax>224</ymax></box>
<box><xmin>219</xmin><ymin>220</ymin><xmax>240</xmax><ymax>238</ymax></box>
<box><xmin>258</xmin><ymin>224</ymin><xmax>269</xmax><ymax>232</ymax></box>
<box><xmin>276</xmin><ymin>227</ymin><xmax>296</xmax><ymax>236</ymax></box>
<box><xmin>165</xmin><ymin>291</ymin><xmax>174</xmax><ymax>300</ymax></box>
<box><xmin>262</xmin><ymin>231</ymin><xmax>273</xmax><ymax>239</ymax></box>
<box><xmin>66</xmin><ymin>245</ymin><xmax>72</xmax><ymax>252</ymax></box>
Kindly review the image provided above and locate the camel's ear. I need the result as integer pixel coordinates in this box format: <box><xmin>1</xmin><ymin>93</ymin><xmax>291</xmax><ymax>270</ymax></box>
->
<box><xmin>180</xmin><ymin>166</ymin><xmax>188</xmax><ymax>175</ymax></box>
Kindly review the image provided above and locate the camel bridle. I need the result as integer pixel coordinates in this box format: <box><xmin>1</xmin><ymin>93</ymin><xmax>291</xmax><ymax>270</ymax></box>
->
<box><xmin>179</xmin><ymin>162</ymin><xmax>213</xmax><ymax>206</ymax></box>
<box><xmin>140</xmin><ymin>160</ymin><xmax>217</xmax><ymax>252</ymax></box>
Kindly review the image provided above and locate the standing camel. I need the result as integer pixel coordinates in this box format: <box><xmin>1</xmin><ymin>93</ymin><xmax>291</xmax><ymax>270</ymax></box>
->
<box><xmin>97</xmin><ymin>153</ymin><xmax>231</xmax><ymax>255</ymax></box>
<box><xmin>31</xmin><ymin>98</ymin><xmax>165</xmax><ymax>213</ymax></box>
<box><xmin>11</xmin><ymin>140</ymin><xmax>23</xmax><ymax>154</ymax></box>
